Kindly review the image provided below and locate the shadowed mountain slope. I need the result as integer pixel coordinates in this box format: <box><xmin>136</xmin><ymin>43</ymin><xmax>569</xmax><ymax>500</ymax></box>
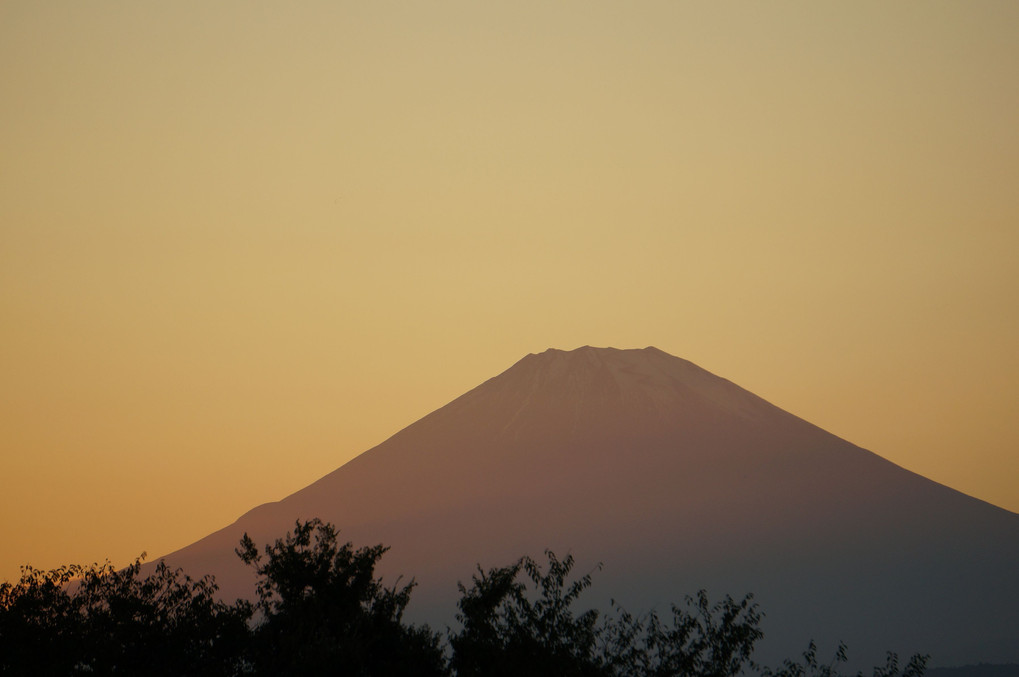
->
<box><xmin>157</xmin><ymin>347</ymin><xmax>1019</xmax><ymax>667</ymax></box>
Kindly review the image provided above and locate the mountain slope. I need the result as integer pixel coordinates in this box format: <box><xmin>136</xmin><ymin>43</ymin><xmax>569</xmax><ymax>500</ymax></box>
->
<box><xmin>157</xmin><ymin>347</ymin><xmax>1019</xmax><ymax>667</ymax></box>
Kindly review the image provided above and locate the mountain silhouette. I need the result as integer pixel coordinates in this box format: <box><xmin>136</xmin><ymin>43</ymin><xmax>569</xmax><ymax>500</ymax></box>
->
<box><xmin>158</xmin><ymin>346</ymin><xmax>1019</xmax><ymax>667</ymax></box>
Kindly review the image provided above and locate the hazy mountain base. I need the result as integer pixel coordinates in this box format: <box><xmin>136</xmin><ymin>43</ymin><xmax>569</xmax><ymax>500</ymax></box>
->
<box><xmin>927</xmin><ymin>666</ymin><xmax>1019</xmax><ymax>677</ymax></box>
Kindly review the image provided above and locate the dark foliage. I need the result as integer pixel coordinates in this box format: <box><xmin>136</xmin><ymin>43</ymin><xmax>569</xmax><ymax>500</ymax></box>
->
<box><xmin>1</xmin><ymin>519</ymin><xmax>930</xmax><ymax>677</ymax></box>
<box><xmin>762</xmin><ymin>640</ymin><xmax>928</xmax><ymax>677</ymax></box>
<box><xmin>599</xmin><ymin>589</ymin><xmax>763</xmax><ymax>677</ymax></box>
<box><xmin>0</xmin><ymin>558</ymin><xmax>251</xmax><ymax>676</ymax></box>
<box><xmin>450</xmin><ymin>551</ymin><xmax>606</xmax><ymax>677</ymax></box>
<box><xmin>449</xmin><ymin>550</ymin><xmax>763</xmax><ymax>677</ymax></box>
<box><xmin>236</xmin><ymin>518</ymin><xmax>448</xmax><ymax>676</ymax></box>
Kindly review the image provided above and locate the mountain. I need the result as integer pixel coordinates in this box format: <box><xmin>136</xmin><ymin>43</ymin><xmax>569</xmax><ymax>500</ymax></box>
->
<box><xmin>157</xmin><ymin>346</ymin><xmax>1019</xmax><ymax>667</ymax></box>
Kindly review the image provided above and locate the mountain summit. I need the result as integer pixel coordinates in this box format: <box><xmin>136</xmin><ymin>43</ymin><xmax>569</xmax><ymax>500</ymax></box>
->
<box><xmin>160</xmin><ymin>347</ymin><xmax>1019</xmax><ymax>667</ymax></box>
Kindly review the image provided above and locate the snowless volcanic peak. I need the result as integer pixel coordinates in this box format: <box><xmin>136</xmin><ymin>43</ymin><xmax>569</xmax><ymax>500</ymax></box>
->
<box><xmin>424</xmin><ymin>345</ymin><xmax>789</xmax><ymax>453</ymax></box>
<box><xmin>519</xmin><ymin>345</ymin><xmax>778</xmax><ymax>420</ymax></box>
<box><xmin>158</xmin><ymin>346</ymin><xmax>1019</xmax><ymax>668</ymax></box>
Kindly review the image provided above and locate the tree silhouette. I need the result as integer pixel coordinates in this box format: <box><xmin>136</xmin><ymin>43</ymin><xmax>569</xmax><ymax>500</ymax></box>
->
<box><xmin>1</xmin><ymin>519</ymin><xmax>930</xmax><ymax>677</ymax></box>
<box><xmin>0</xmin><ymin>562</ymin><xmax>84</xmax><ymax>676</ymax></box>
<box><xmin>761</xmin><ymin>640</ymin><xmax>928</xmax><ymax>677</ymax></box>
<box><xmin>0</xmin><ymin>558</ymin><xmax>250</xmax><ymax>676</ymax></box>
<box><xmin>449</xmin><ymin>550</ymin><xmax>764</xmax><ymax>677</ymax></box>
<box><xmin>599</xmin><ymin>590</ymin><xmax>763</xmax><ymax>677</ymax></box>
<box><xmin>236</xmin><ymin>518</ymin><xmax>448</xmax><ymax>676</ymax></box>
<box><xmin>450</xmin><ymin>551</ymin><xmax>606</xmax><ymax>676</ymax></box>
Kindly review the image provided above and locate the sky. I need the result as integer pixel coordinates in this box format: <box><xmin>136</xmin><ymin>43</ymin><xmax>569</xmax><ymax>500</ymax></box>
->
<box><xmin>2</xmin><ymin>1</ymin><xmax>1017</xmax><ymax>584</ymax></box>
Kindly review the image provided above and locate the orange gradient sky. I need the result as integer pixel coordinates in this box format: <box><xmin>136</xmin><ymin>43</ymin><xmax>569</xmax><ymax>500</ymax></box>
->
<box><xmin>2</xmin><ymin>1</ymin><xmax>1018</xmax><ymax>584</ymax></box>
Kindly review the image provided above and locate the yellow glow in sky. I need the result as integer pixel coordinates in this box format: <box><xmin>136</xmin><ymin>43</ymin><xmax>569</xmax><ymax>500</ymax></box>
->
<box><xmin>2</xmin><ymin>1</ymin><xmax>1018</xmax><ymax>583</ymax></box>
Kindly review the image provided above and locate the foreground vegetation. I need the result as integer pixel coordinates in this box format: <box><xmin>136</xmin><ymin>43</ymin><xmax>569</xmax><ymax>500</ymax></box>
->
<box><xmin>0</xmin><ymin>519</ymin><xmax>928</xmax><ymax>677</ymax></box>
